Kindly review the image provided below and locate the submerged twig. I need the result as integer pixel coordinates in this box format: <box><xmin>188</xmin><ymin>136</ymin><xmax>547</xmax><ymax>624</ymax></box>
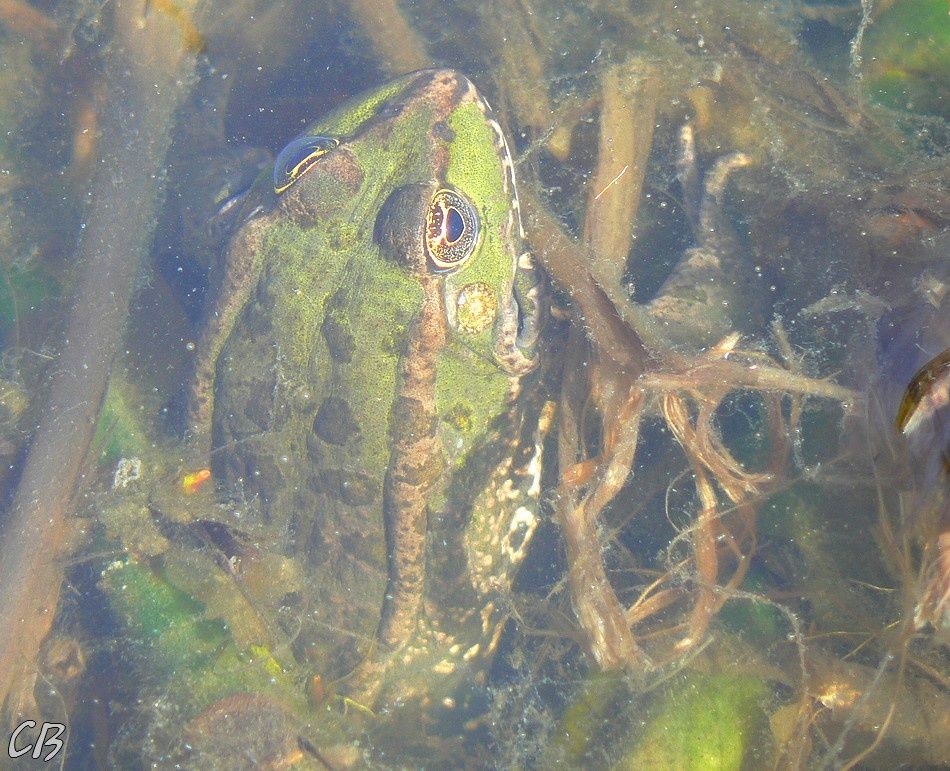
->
<box><xmin>0</xmin><ymin>0</ymin><xmax>59</xmax><ymax>50</ymax></box>
<box><xmin>479</xmin><ymin>0</ymin><xmax>552</xmax><ymax>133</ymax></box>
<box><xmin>522</xmin><ymin>190</ymin><xmax>658</xmax><ymax>369</ymax></box>
<box><xmin>555</xmin><ymin>331</ymin><xmax>647</xmax><ymax>669</ymax></box>
<box><xmin>524</xmin><ymin>85</ymin><xmax>862</xmax><ymax>675</ymax></box>
<box><xmin>0</xmin><ymin>0</ymin><xmax>203</xmax><ymax>722</ymax></box>
<box><xmin>344</xmin><ymin>0</ymin><xmax>430</xmax><ymax>75</ymax></box>
<box><xmin>583</xmin><ymin>59</ymin><xmax>657</xmax><ymax>295</ymax></box>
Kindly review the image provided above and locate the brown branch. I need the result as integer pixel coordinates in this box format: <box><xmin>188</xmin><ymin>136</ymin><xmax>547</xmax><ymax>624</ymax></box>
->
<box><xmin>583</xmin><ymin>60</ymin><xmax>658</xmax><ymax>293</ymax></box>
<box><xmin>0</xmin><ymin>0</ymin><xmax>202</xmax><ymax>722</ymax></box>
<box><xmin>343</xmin><ymin>0</ymin><xmax>430</xmax><ymax>75</ymax></box>
<box><xmin>522</xmin><ymin>191</ymin><xmax>656</xmax><ymax>374</ymax></box>
<box><xmin>0</xmin><ymin>0</ymin><xmax>58</xmax><ymax>49</ymax></box>
<box><xmin>554</xmin><ymin>335</ymin><xmax>647</xmax><ymax>669</ymax></box>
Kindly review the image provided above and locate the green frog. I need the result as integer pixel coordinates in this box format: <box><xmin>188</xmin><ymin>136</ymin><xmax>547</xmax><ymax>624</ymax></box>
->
<box><xmin>184</xmin><ymin>69</ymin><xmax>544</xmax><ymax>707</ymax></box>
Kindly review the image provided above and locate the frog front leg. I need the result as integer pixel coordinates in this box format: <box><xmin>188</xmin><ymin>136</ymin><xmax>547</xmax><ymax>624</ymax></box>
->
<box><xmin>185</xmin><ymin>214</ymin><xmax>271</xmax><ymax>457</ymax></box>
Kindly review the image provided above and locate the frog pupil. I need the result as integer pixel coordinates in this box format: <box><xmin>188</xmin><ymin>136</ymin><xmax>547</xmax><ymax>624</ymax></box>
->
<box><xmin>446</xmin><ymin>207</ymin><xmax>464</xmax><ymax>243</ymax></box>
<box><xmin>425</xmin><ymin>189</ymin><xmax>479</xmax><ymax>271</ymax></box>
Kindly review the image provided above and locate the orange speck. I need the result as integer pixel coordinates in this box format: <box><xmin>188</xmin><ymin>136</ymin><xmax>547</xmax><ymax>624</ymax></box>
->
<box><xmin>309</xmin><ymin>674</ymin><xmax>326</xmax><ymax>705</ymax></box>
<box><xmin>150</xmin><ymin>0</ymin><xmax>206</xmax><ymax>53</ymax></box>
<box><xmin>181</xmin><ymin>468</ymin><xmax>211</xmax><ymax>494</ymax></box>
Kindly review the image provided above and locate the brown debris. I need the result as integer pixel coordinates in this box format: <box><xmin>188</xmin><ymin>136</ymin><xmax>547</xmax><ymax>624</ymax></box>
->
<box><xmin>523</xmin><ymin>79</ymin><xmax>862</xmax><ymax>673</ymax></box>
<box><xmin>0</xmin><ymin>0</ymin><xmax>59</xmax><ymax>50</ymax></box>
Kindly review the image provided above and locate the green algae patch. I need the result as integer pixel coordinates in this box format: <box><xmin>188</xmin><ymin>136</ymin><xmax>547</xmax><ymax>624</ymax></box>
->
<box><xmin>546</xmin><ymin>673</ymin><xmax>632</xmax><ymax>764</ymax></box>
<box><xmin>91</xmin><ymin>377</ymin><xmax>153</xmax><ymax>466</ymax></box>
<box><xmin>101</xmin><ymin>557</ymin><xmax>212</xmax><ymax>667</ymax></box>
<box><xmin>718</xmin><ymin>571</ymin><xmax>785</xmax><ymax>645</ymax></box>
<box><xmin>616</xmin><ymin>673</ymin><xmax>769</xmax><ymax>771</ymax></box>
<box><xmin>760</xmin><ymin>482</ymin><xmax>882</xmax><ymax>633</ymax></box>
<box><xmin>99</xmin><ymin>557</ymin><xmax>305</xmax><ymax>715</ymax></box>
<box><xmin>862</xmin><ymin>0</ymin><xmax>950</xmax><ymax>119</ymax></box>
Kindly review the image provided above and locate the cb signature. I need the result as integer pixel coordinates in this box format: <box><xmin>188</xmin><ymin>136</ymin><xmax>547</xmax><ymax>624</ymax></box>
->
<box><xmin>7</xmin><ymin>721</ymin><xmax>66</xmax><ymax>762</ymax></box>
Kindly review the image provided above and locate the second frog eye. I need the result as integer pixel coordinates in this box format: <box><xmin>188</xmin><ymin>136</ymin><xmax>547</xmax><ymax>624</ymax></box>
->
<box><xmin>425</xmin><ymin>189</ymin><xmax>479</xmax><ymax>271</ymax></box>
<box><xmin>273</xmin><ymin>136</ymin><xmax>339</xmax><ymax>194</ymax></box>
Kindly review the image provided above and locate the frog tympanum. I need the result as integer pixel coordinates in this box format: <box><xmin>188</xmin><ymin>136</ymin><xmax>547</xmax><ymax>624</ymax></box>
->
<box><xmin>185</xmin><ymin>69</ymin><xmax>543</xmax><ymax>704</ymax></box>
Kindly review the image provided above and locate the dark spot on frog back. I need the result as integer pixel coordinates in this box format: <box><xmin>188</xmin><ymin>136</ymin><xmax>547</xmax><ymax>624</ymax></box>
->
<box><xmin>313</xmin><ymin>396</ymin><xmax>360</xmax><ymax>445</ymax></box>
<box><xmin>321</xmin><ymin>313</ymin><xmax>354</xmax><ymax>363</ymax></box>
<box><xmin>389</xmin><ymin>395</ymin><xmax>437</xmax><ymax>440</ymax></box>
<box><xmin>315</xmin><ymin>468</ymin><xmax>380</xmax><ymax>506</ymax></box>
<box><xmin>432</xmin><ymin>121</ymin><xmax>454</xmax><ymax>143</ymax></box>
<box><xmin>242</xmin><ymin>294</ymin><xmax>274</xmax><ymax>338</ymax></box>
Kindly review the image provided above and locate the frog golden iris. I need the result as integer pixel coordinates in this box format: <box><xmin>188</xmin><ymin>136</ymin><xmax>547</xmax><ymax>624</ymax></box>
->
<box><xmin>424</xmin><ymin>188</ymin><xmax>480</xmax><ymax>270</ymax></box>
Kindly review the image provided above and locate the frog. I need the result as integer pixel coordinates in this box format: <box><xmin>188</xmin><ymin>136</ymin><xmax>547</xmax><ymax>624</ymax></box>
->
<box><xmin>182</xmin><ymin>69</ymin><xmax>545</xmax><ymax>708</ymax></box>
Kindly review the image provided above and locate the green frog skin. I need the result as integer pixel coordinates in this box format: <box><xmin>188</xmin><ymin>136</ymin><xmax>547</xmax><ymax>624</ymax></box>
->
<box><xmin>184</xmin><ymin>69</ymin><xmax>543</xmax><ymax>701</ymax></box>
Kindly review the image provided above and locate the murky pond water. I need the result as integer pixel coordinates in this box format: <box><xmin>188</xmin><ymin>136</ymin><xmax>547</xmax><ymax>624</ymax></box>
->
<box><xmin>0</xmin><ymin>0</ymin><xmax>946</xmax><ymax>768</ymax></box>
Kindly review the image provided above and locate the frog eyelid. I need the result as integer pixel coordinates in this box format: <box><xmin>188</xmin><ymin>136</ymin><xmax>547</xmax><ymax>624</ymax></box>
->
<box><xmin>425</xmin><ymin>189</ymin><xmax>480</xmax><ymax>271</ymax></box>
<box><xmin>273</xmin><ymin>135</ymin><xmax>340</xmax><ymax>194</ymax></box>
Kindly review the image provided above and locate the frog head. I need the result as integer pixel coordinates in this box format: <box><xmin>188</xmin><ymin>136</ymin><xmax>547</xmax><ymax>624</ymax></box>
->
<box><xmin>271</xmin><ymin>69</ymin><xmax>539</xmax><ymax>376</ymax></box>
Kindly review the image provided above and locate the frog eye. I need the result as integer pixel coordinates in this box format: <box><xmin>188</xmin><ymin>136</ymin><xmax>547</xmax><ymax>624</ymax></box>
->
<box><xmin>425</xmin><ymin>189</ymin><xmax>479</xmax><ymax>271</ymax></box>
<box><xmin>273</xmin><ymin>135</ymin><xmax>339</xmax><ymax>194</ymax></box>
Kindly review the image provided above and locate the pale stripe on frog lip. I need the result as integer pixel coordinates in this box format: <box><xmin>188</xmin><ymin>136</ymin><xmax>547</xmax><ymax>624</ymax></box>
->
<box><xmin>467</xmin><ymin>80</ymin><xmax>539</xmax><ymax>371</ymax></box>
<box><xmin>469</xmin><ymin>80</ymin><xmax>525</xmax><ymax>241</ymax></box>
